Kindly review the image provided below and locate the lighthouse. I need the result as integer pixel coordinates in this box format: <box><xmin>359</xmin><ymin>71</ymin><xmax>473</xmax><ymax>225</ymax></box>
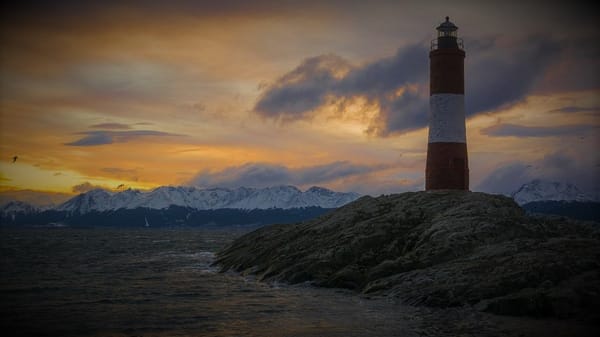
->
<box><xmin>426</xmin><ymin>17</ymin><xmax>469</xmax><ymax>190</ymax></box>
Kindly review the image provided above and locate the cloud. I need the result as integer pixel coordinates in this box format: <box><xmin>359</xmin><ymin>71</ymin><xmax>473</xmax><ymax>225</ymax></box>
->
<box><xmin>254</xmin><ymin>44</ymin><xmax>429</xmax><ymax>135</ymax></box>
<box><xmin>68</xmin><ymin>62</ymin><xmax>180</xmax><ymax>99</ymax></box>
<box><xmin>465</xmin><ymin>36</ymin><xmax>561</xmax><ymax>115</ymax></box>
<box><xmin>65</xmin><ymin>130</ymin><xmax>183</xmax><ymax>146</ymax></box>
<box><xmin>72</xmin><ymin>182</ymin><xmax>105</xmax><ymax>193</ymax></box>
<box><xmin>101</xmin><ymin>167</ymin><xmax>137</xmax><ymax>175</ymax></box>
<box><xmin>90</xmin><ymin>123</ymin><xmax>131</xmax><ymax>129</ymax></box>
<box><xmin>101</xmin><ymin>167</ymin><xmax>139</xmax><ymax>181</ymax></box>
<box><xmin>254</xmin><ymin>35</ymin><xmax>575</xmax><ymax>136</ymax></box>
<box><xmin>533</xmin><ymin>35</ymin><xmax>600</xmax><ymax>94</ymax></box>
<box><xmin>296</xmin><ymin>161</ymin><xmax>378</xmax><ymax>184</ymax></box>
<box><xmin>474</xmin><ymin>162</ymin><xmax>532</xmax><ymax>195</ymax></box>
<box><xmin>341</xmin><ymin>44</ymin><xmax>429</xmax><ymax>136</ymax></box>
<box><xmin>339</xmin><ymin>175</ymin><xmax>424</xmax><ymax>196</ymax></box>
<box><xmin>549</xmin><ymin>106</ymin><xmax>599</xmax><ymax>114</ymax></box>
<box><xmin>475</xmin><ymin>150</ymin><xmax>600</xmax><ymax>196</ymax></box>
<box><xmin>66</xmin><ymin>132</ymin><xmax>113</xmax><ymax>146</ymax></box>
<box><xmin>480</xmin><ymin>123</ymin><xmax>597</xmax><ymax>138</ymax></box>
<box><xmin>339</xmin><ymin>44</ymin><xmax>426</xmax><ymax>94</ymax></box>
<box><xmin>189</xmin><ymin>161</ymin><xmax>378</xmax><ymax>189</ymax></box>
<box><xmin>254</xmin><ymin>54</ymin><xmax>351</xmax><ymax>121</ymax></box>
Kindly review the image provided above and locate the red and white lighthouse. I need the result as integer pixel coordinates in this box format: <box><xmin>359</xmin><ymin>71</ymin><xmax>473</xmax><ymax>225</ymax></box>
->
<box><xmin>426</xmin><ymin>17</ymin><xmax>469</xmax><ymax>190</ymax></box>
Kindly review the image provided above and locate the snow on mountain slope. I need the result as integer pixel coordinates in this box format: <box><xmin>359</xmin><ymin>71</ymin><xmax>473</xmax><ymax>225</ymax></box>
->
<box><xmin>1</xmin><ymin>200</ymin><xmax>39</xmax><ymax>215</ymax></box>
<box><xmin>228</xmin><ymin>186</ymin><xmax>302</xmax><ymax>209</ymax></box>
<box><xmin>109</xmin><ymin>188</ymin><xmax>142</xmax><ymax>209</ymax></box>
<box><xmin>291</xmin><ymin>186</ymin><xmax>360</xmax><ymax>208</ymax></box>
<box><xmin>56</xmin><ymin>186</ymin><xmax>361</xmax><ymax>213</ymax></box>
<box><xmin>511</xmin><ymin>179</ymin><xmax>591</xmax><ymax>205</ymax></box>
<box><xmin>55</xmin><ymin>189</ymin><xmax>113</xmax><ymax>213</ymax></box>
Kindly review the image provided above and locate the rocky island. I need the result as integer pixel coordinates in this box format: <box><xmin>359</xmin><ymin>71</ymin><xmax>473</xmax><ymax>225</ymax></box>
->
<box><xmin>215</xmin><ymin>191</ymin><xmax>600</xmax><ymax>320</ymax></box>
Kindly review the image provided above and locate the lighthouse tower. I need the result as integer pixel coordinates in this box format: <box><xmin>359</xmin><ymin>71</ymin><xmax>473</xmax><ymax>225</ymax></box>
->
<box><xmin>426</xmin><ymin>17</ymin><xmax>469</xmax><ymax>190</ymax></box>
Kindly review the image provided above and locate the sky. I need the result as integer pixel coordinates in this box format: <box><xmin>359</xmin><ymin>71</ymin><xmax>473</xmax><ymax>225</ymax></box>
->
<box><xmin>1</xmin><ymin>0</ymin><xmax>598</xmax><ymax>198</ymax></box>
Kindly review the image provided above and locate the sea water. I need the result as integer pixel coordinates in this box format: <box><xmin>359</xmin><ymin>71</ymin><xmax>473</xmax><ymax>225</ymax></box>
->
<box><xmin>0</xmin><ymin>227</ymin><xmax>568</xmax><ymax>337</ymax></box>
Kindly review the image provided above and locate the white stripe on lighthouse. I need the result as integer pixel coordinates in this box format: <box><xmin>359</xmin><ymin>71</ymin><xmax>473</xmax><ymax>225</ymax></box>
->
<box><xmin>428</xmin><ymin>93</ymin><xmax>466</xmax><ymax>143</ymax></box>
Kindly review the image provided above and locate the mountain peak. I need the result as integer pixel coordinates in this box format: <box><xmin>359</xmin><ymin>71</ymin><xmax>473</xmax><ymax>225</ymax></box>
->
<box><xmin>511</xmin><ymin>179</ymin><xmax>590</xmax><ymax>205</ymax></box>
<box><xmin>265</xmin><ymin>185</ymin><xmax>301</xmax><ymax>192</ymax></box>
<box><xmin>306</xmin><ymin>186</ymin><xmax>332</xmax><ymax>193</ymax></box>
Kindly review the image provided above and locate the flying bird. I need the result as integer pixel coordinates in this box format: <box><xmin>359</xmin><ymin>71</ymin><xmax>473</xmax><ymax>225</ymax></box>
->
<box><xmin>116</xmin><ymin>184</ymin><xmax>125</xmax><ymax>189</ymax></box>
<box><xmin>12</xmin><ymin>156</ymin><xmax>18</xmax><ymax>163</ymax></box>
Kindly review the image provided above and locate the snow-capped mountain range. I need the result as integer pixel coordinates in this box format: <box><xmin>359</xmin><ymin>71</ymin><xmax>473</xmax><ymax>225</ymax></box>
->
<box><xmin>510</xmin><ymin>179</ymin><xmax>593</xmax><ymax>205</ymax></box>
<box><xmin>2</xmin><ymin>180</ymin><xmax>596</xmax><ymax>216</ymax></box>
<box><xmin>53</xmin><ymin>185</ymin><xmax>361</xmax><ymax>214</ymax></box>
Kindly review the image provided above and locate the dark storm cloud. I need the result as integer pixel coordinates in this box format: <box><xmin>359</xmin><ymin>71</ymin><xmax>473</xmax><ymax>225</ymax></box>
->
<box><xmin>338</xmin><ymin>44</ymin><xmax>426</xmax><ymax>94</ymax></box>
<box><xmin>253</xmin><ymin>39</ymin><xmax>555</xmax><ymax>135</ymax></box>
<box><xmin>340</xmin><ymin>44</ymin><xmax>429</xmax><ymax>136</ymax></box>
<box><xmin>189</xmin><ymin>161</ymin><xmax>377</xmax><ymax>189</ymax></box>
<box><xmin>466</xmin><ymin>36</ymin><xmax>561</xmax><ymax>115</ymax></box>
<box><xmin>65</xmin><ymin>130</ymin><xmax>183</xmax><ymax>146</ymax></box>
<box><xmin>372</xmin><ymin>90</ymin><xmax>429</xmax><ymax>136</ymax></box>
<box><xmin>481</xmin><ymin>123</ymin><xmax>596</xmax><ymax>138</ymax></box>
<box><xmin>254</xmin><ymin>54</ymin><xmax>348</xmax><ymax>121</ymax></box>
<box><xmin>254</xmin><ymin>44</ymin><xmax>429</xmax><ymax>135</ymax></box>
<box><xmin>254</xmin><ymin>34</ymin><xmax>592</xmax><ymax>136</ymax></box>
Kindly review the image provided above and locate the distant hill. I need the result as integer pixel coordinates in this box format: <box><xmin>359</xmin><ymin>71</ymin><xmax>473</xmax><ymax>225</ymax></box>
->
<box><xmin>0</xmin><ymin>205</ymin><xmax>334</xmax><ymax>227</ymax></box>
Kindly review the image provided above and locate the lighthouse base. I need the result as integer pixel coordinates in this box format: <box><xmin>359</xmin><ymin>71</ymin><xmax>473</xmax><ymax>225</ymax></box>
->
<box><xmin>426</xmin><ymin>142</ymin><xmax>469</xmax><ymax>190</ymax></box>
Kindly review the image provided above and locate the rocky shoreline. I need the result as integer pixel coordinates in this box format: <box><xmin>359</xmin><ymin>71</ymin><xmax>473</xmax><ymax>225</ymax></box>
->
<box><xmin>215</xmin><ymin>191</ymin><xmax>600</xmax><ymax>320</ymax></box>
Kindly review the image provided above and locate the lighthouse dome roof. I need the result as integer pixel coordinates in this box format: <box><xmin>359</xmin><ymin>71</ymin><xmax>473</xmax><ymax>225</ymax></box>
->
<box><xmin>437</xmin><ymin>16</ymin><xmax>458</xmax><ymax>32</ymax></box>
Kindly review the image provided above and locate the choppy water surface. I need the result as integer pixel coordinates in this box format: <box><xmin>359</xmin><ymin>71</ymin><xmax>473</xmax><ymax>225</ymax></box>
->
<box><xmin>0</xmin><ymin>227</ymin><xmax>593</xmax><ymax>337</ymax></box>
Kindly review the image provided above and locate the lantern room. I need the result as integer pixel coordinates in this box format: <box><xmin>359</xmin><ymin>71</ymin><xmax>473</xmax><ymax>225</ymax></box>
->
<box><xmin>431</xmin><ymin>16</ymin><xmax>463</xmax><ymax>50</ymax></box>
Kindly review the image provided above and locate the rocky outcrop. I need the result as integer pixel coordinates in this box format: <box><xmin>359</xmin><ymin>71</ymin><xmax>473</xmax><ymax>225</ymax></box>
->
<box><xmin>215</xmin><ymin>191</ymin><xmax>600</xmax><ymax>318</ymax></box>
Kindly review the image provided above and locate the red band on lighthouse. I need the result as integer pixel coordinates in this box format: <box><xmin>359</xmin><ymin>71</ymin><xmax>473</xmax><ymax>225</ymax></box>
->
<box><xmin>425</xmin><ymin>17</ymin><xmax>469</xmax><ymax>191</ymax></box>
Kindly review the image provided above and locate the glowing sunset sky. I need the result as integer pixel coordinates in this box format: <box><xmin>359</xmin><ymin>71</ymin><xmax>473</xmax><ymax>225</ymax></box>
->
<box><xmin>1</xmin><ymin>0</ymin><xmax>598</xmax><ymax>197</ymax></box>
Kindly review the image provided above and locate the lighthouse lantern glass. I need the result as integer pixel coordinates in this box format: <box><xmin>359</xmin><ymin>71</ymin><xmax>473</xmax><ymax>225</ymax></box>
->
<box><xmin>438</xmin><ymin>30</ymin><xmax>457</xmax><ymax>38</ymax></box>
